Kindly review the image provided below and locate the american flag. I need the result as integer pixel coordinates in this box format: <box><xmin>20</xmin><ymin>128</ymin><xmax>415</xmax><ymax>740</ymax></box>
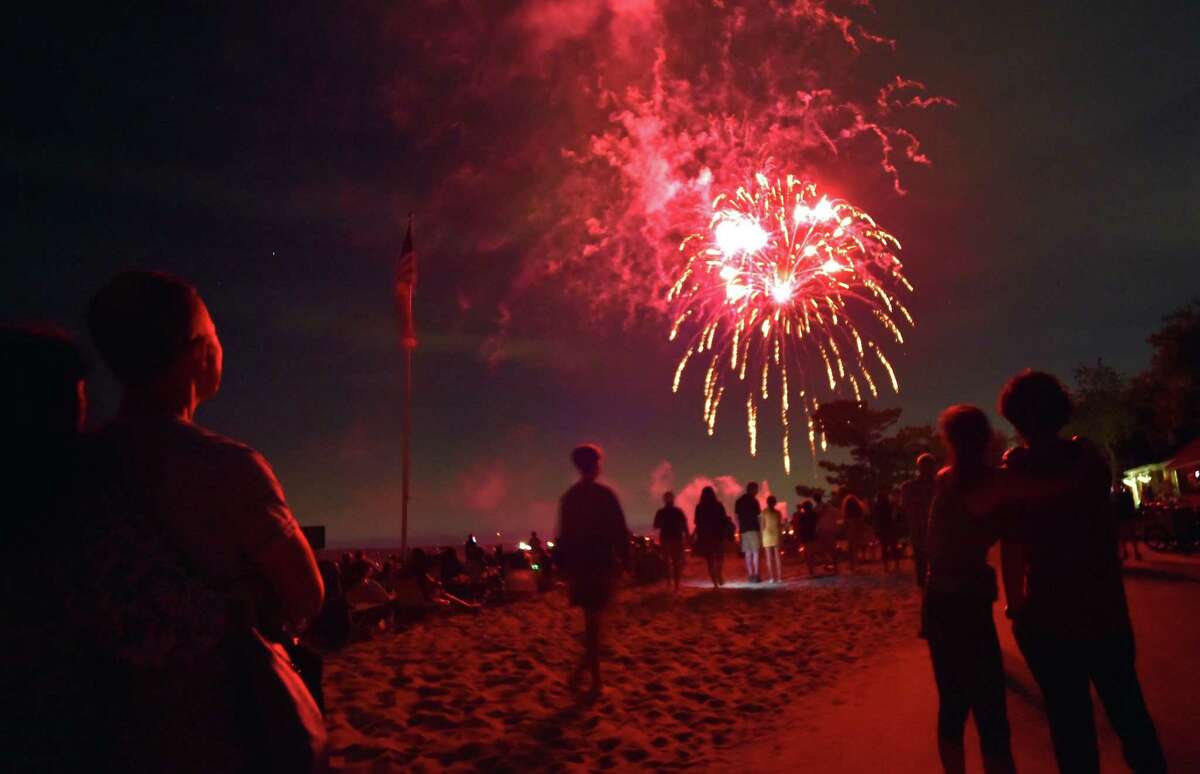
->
<box><xmin>395</xmin><ymin>215</ymin><xmax>418</xmax><ymax>348</ymax></box>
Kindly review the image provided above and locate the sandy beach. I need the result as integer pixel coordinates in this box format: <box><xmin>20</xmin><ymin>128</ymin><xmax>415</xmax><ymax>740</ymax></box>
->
<box><xmin>324</xmin><ymin>560</ymin><xmax>921</xmax><ymax>772</ymax></box>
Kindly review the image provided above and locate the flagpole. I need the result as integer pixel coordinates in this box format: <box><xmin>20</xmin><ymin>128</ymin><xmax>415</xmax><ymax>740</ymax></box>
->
<box><xmin>396</xmin><ymin>212</ymin><xmax>418</xmax><ymax>559</ymax></box>
<box><xmin>402</xmin><ymin>337</ymin><xmax>412</xmax><ymax>557</ymax></box>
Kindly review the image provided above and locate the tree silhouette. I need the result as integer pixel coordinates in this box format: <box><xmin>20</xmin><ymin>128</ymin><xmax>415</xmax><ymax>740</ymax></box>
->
<box><xmin>812</xmin><ymin>400</ymin><xmax>939</xmax><ymax>499</ymax></box>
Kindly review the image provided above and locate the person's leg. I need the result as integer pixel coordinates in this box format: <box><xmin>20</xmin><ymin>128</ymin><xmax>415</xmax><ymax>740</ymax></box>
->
<box><xmin>769</xmin><ymin>546</ymin><xmax>781</xmax><ymax>581</ymax></box>
<box><xmin>913</xmin><ymin>542</ymin><xmax>927</xmax><ymax>586</ymax></box>
<box><xmin>1088</xmin><ymin>632</ymin><xmax>1166</xmax><ymax>774</ymax></box>
<box><xmin>1015</xmin><ymin>627</ymin><xmax>1100</xmax><ymax>774</ymax></box>
<box><xmin>969</xmin><ymin>614</ymin><xmax>1016</xmax><ymax>774</ymax></box>
<box><xmin>751</xmin><ymin>543</ymin><xmax>761</xmax><ymax>580</ymax></box>
<box><xmin>927</xmin><ymin>632</ymin><xmax>970</xmax><ymax>774</ymax></box>
<box><xmin>583</xmin><ymin>608</ymin><xmax>603</xmax><ymax>695</ymax></box>
<box><xmin>672</xmin><ymin>544</ymin><xmax>685</xmax><ymax>590</ymax></box>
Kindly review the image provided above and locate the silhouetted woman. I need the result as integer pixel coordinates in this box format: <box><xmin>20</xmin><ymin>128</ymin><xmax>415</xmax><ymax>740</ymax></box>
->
<box><xmin>923</xmin><ymin>405</ymin><xmax>1017</xmax><ymax>774</ymax></box>
<box><xmin>693</xmin><ymin>486</ymin><xmax>729</xmax><ymax>588</ymax></box>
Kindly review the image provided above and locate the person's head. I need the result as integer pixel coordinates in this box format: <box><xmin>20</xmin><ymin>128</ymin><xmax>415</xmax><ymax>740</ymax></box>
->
<box><xmin>0</xmin><ymin>324</ymin><xmax>88</xmax><ymax>442</ymax></box>
<box><xmin>746</xmin><ymin>481</ymin><xmax>759</xmax><ymax>496</ymax></box>
<box><xmin>662</xmin><ymin>491</ymin><xmax>674</xmax><ymax>506</ymax></box>
<box><xmin>570</xmin><ymin>443</ymin><xmax>602</xmax><ymax>480</ymax></box>
<box><xmin>938</xmin><ymin>404</ymin><xmax>993</xmax><ymax>471</ymax></box>
<box><xmin>766</xmin><ymin>495</ymin><xmax>777</xmax><ymax>508</ymax></box>
<box><xmin>841</xmin><ymin>495</ymin><xmax>864</xmax><ymax>517</ymax></box>
<box><xmin>998</xmin><ymin>370</ymin><xmax>1071</xmax><ymax>443</ymax></box>
<box><xmin>800</xmin><ymin>500</ymin><xmax>813</xmax><ymax>513</ymax></box>
<box><xmin>812</xmin><ymin>491</ymin><xmax>824</xmax><ymax>504</ymax></box>
<box><xmin>87</xmin><ymin>271</ymin><xmax>222</xmax><ymax>410</ymax></box>
<box><xmin>916</xmin><ymin>452</ymin><xmax>937</xmax><ymax>480</ymax></box>
<box><xmin>699</xmin><ymin>485</ymin><xmax>717</xmax><ymax>505</ymax></box>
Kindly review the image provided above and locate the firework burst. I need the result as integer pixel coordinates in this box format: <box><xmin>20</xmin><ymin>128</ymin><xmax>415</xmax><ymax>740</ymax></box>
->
<box><xmin>668</xmin><ymin>172</ymin><xmax>914</xmax><ymax>474</ymax></box>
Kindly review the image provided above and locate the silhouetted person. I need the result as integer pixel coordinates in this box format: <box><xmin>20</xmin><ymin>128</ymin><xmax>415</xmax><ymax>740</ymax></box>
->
<box><xmin>842</xmin><ymin>494</ymin><xmax>868</xmax><ymax>570</ymax></box>
<box><xmin>923</xmin><ymin>406</ymin><xmax>1018</xmax><ymax>774</ymax></box>
<box><xmin>810</xmin><ymin>491</ymin><xmax>839</xmax><ymax>575</ymax></box>
<box><xmin>310</xmin><ymin>560</ymin><xmax>351</xmax><ymax>650</ymax></box>
<box><xmin>653</xmin><ymin>491</ymin><xmax>689</xmax><ymax>592</ymax></box>
<box><xmin>760</xmin><ymin>495</ymin><xmax>783</xmax><ymax>582</ymax></box>
<box><xmin>900</xmin><ymin>452</ymin><xmax>938</xmax><ymax>586</ymax></box>
<box><xmin>1</xmin><ymin>325</ymin><xmax>105</xmax><ymax>771</ymax></box>
<box><xmin>556</xmin><ymin>444</ymin><xmax>630</xmax><ymax>699</ymax></box>
<box><xmin>999</xmin><ymin>371</ymin><xmax>1165</xmax><ymax>774</ymax></box>
<box><xmin>693</xmin><ymin>486</ymin><xmax>729</xmax><ymax>588</ymax></box>
<box><xmin>735</xmin><ymin>481</ymin><xmax>763</xmax><ymax>582</ymax></box>
<box><xmin>1113</xmin><ymin>484</ymin><xmax>1142</xmax><ymax>561</ymax></box>
<box><xmin>873</xmin><ymin>489</ymin><xmax>899</xmax><ymax>572</ymax></box>
<box><xmin>529</xmin><ymin>531</ymin><xmax>543</xmax><ymax>553</ymax></box>
<box><xmin>86</xmin><ymin>271</ymin><xmax>325</xmax><ymax>771</ymax></box>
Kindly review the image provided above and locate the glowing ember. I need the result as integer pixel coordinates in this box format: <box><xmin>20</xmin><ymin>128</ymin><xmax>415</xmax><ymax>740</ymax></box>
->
<box><xmin>668</xmin><ymin>173</ymin><xmax>914</xmax><ymax>473</ymax></box>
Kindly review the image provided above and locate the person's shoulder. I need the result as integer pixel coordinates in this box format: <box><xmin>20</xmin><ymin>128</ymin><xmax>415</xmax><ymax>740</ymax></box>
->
<box><xmin>1068</xmin><ymin>436</ymin><xmax>1107</xmax><ymax>464</ymax></box>
<box><xmin>186</xmin><ymin>422</ymin><xmax>277</xmax><ymax>475</ymax></box>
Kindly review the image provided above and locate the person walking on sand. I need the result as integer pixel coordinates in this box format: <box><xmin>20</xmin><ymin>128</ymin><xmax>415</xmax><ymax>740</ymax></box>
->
<box><xmin>760</xmin><ymin>495</ymin><xmax>784</xmax><ymax>583</ymax></box>
<box><xmin>900</xmin><ymin>453</ymin><xmax>938</xmax><ymax>586</ymax></box>
<box><xmin>873</xmin><ymin>489</ymin><xmax>900</xmax><ymax>572</ymax></box>
<box><xmin>653</xmin><ymin>491</ymin><xmax>689</xmax><ymax>592</ymax></box>
<box><xmin>693</xmin><ymin>486</ymin><xmax>729</xmax><ymax>588</ymax></box>
<box><xmin>809</xmin><ymin>491</ymin><xmax>839</xmax><ymax>576</ymax></box>
<box><xmin>998</xmin><ymin>371</ymin><xmax>1165</xmax><ymax>774</ymax></box>
<box><xmin>556</xmin><ymin>444</ymin><xmax>630</xmax><ymax>699</ymax></box>
<box><xmin>735</xmin><ymin>482</ymin><xmax>763</xmax><ymax>582</ymax></box>
<box><xmin>842</xmin><ymin>494</ymin><xmax>868</xmax><ymax>571</ymax></box>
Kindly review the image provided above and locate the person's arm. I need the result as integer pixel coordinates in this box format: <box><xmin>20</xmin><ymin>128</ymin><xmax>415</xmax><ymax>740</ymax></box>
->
<box><xmin>239</xmin><ymin>451</ymin><xmax>324</xmax><ymax>624</ymax></box>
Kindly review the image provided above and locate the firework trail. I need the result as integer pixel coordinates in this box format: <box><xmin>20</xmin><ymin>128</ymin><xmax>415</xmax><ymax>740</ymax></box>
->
<box><xmin>668</xmin><ymin>172</ymin><xmax>913</xmax><ymax>473</ymax></box>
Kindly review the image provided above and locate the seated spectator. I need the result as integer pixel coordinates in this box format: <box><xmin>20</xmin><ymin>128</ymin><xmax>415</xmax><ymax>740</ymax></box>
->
<box><xmin>345</xmin><ymin>565</ymin><xmax>392</xmax><ymax>607</ymax></box>
<box><xmin>85</xmin><ymin>270</ymin><xmax>325</xmax><ymax>771</ymax></box>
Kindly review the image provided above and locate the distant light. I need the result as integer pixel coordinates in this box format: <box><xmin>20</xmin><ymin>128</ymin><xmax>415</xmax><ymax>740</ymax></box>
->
<box><xmin>518</xmin><ymin>541</ymin><xmax>532</xmax><ymax>551</ymax></box>
<box><xmin>546</xmin><ymin>540</ymin><xmax>555</xmax><ymax>548</ymax></box>
<box><xmin>531</xmin><ymin>563</ymin><xmax>541</xmax><ymax>571</ymax></box>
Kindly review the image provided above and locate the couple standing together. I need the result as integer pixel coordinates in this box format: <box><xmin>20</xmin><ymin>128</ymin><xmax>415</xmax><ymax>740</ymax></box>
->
<box><xmin>677</xmin><ymin>482</ymin><xmax>784</xmax><ymax>589</ymax></box>
<box><xmin>924</xmin><ymin>371</ymin><xmax>1165</xmax><ymax>774</ymax></box>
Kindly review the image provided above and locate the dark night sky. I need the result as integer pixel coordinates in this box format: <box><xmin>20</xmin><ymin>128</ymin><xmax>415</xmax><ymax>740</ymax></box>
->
<box><xmin>5</xmin><ymin>1</ymin><xmax>1198</xmax><ymax>545</ymax></box>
